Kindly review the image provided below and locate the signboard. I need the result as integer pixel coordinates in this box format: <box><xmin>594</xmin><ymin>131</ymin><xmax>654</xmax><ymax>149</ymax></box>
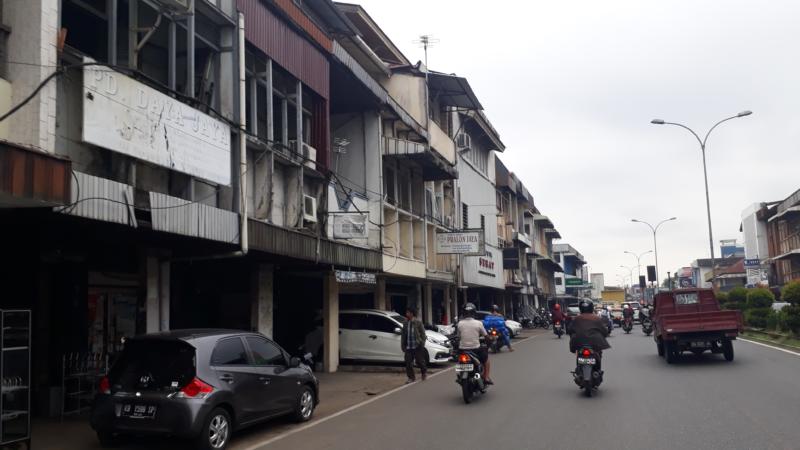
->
<box><xmin>502</xmin><ymin>247</ymin><xmax>519</xmax><ymax>269</ymax></box>
<box><xmin>335</xmin><ymin>270</ymin><xmax>376</xmax><ymax>284</ymax></box>
<box><xmin>744</xmin><ymin>258</ymin><xmax>761</xmax><ymax>268</ymax></box>
<box><xmin>435</xmin><ymin>230</ymin><xmax>485</xmax><ymax>255</ymax></box>
<box><xmin>565</xmin><ymin>278</ymin><xmax>584</xmax><ymax>286</ymax></box>
<box><xmin>82</xmin><ymin>61</ymin><xmax>232</xmax><ymax>185</ymax></box>
<box><xmin>332</xmin><ymin>213</ymin><xmax>368</xmax><ymax>239</ymax></box>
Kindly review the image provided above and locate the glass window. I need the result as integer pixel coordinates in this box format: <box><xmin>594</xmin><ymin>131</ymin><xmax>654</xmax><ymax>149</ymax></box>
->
<box><xmin>246</xmin><ymin>337</ymin><xmax>285</xmax><ymax>366</ymax></box>
<box><xmin>110</xmin><ymin>340</ymin><xmax>195</xmax><ymax>391</ymax></box>
<box><xmin>675</xmin><ymin>293</ymin><xmax>699</xmax><ymax>305</ymax></box>
<box><xmin>211</xmin><ymin>338</ymin><xmax>249</xmax><ymax>366</ymax></box>
<box><xmin>340</xmin><ymin>313</ymin><xmax>368</xmax><ymax>330</ymax></box>
<box><xmin>367</xmin><ymin>315</ymin><xmax>399</xmax><ymax>333</ymax></box>
<box><xmin>555</xmin><ymin>278</ymin><xmax>563</xmax><ymax>285</ymax></box>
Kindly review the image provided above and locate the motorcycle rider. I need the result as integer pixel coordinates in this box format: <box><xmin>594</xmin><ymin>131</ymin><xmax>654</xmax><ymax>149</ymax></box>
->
<box><xmin>598</xmin><ymin>306</ymin><xmax>613</xmax><ymax>331</ymax></box>
<box><xmin>456</xmin><ymin>303</ymin><xmax>492</xmax><ymax>384</ymax></box>
<box><xmin>622</xmin><ymin>303</ymin><xmax>634</xmax><ymax>327</ymax></box>
<box><xmin>568</xmin><ymin>299</ymin><xmax>611</xmax><ymax>372</ymax></box>
<box><xmin>551</xmin><ymin>303</ymin><xmax>565</xmax><ymax>325</ymax></box>
<box><xmin>484</xmin><ymin>305</ymin><xmax>514</xmax><ymax>352</ymax></box>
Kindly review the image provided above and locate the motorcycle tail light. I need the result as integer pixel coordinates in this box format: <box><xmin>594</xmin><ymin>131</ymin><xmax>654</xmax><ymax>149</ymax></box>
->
<box><xmin>581</xmin><ymin>349</ymin><xmax>591</xmax><ymax>358</ymax></box>
<box><xmin>458</xmin><ymin>354</ymin><xmax>470</xmax><ymax>363</ymax></box>
<box><xmin>98</xmin><ymin>376</ymin><xmax>111</xmax><ymax>395</ymax></box>
<box><xmin>491</xmin><ymin>329</ymin><xmax>497</xmax><ymax>336</ymax></box>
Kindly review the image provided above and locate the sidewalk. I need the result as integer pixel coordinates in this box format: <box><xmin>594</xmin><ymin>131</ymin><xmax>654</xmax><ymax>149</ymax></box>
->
<box><xmin>30</xmin><ymin>370</ymin><xmax>413</xmax><ymax>450</ymax></box>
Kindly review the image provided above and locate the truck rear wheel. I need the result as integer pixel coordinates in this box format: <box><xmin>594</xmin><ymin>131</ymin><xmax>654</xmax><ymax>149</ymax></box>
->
<box><xmin>722</xmin><ymin>339</ymin><xmax>734</xmax><ymax>361</ymax></box>
<box><xmin>664</xmin><ymin>341</ymin><xmax>676</xmax><ymax>364</ymax></box>
<box><xmin>657</xmin><ymin>339</ymin><xmax>665</xmax><ymax>357</ymax></box>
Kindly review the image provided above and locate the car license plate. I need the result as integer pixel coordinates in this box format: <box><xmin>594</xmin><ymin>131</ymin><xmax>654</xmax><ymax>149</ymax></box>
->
<box><xmin>577</xmin><ymin>357</ymin><xmax>596</xmax><ymax>365</ymax></box>
<box><xmin>690</xmin><ymin>341</ymin><xmax>707</xmax><ymax>348</ymax></box>
<box><xmin>455</xmin><ymin>364</ymin><xmax>474</xmax><ymax>372</ymax></box>
<box><xmin>121</xmin><ymin>404</ymin><xmax>157</xmax><ymax>419</ymax></box>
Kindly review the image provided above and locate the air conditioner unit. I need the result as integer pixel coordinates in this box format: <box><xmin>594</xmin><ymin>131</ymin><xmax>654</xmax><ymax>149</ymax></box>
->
<box><xmin>153</xmin><ymin>0</ymin><xmax>190</xmax><ymax>13</ymax></box>
<box><xmin>303</xmin><ymin>195</ymin><xmax>317</xmax><ymax>223</ymax></box>
<box><xmin>288</xmin><ymin>141</ymin><xmax>317</xmax><ymax>170</ymax></box>
<box><xmin>456</xmin><ymin>133</ymin><xmax>471</xmax><ymax>150</ymax></box>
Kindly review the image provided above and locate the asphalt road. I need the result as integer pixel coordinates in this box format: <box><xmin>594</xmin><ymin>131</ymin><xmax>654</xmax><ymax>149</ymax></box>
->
<box><xmin>257</xmin><ymin>328</ymin><xmax>800</xmax><ymax>450</ymax></box>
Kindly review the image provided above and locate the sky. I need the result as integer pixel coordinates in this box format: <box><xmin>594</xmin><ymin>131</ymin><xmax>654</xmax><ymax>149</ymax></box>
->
<box><xmin>355</xmin><ymin>0</ymin><xmax>800</xmax><ymax>286</ymax></box>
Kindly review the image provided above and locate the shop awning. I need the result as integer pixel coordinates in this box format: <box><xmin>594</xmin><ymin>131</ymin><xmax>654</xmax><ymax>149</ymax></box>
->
<box><xmin>536</xmin><ymin>257</ymin><xmax>563</xmax><ymax>273</ymax></box>
<box><xmin>771</xmin><ymin>249</ymin><xmax>800</xmax><ymax>262</ymax></box>
<box><xmin>768</xmin><ymin>205</ymin><xmax>800</xmax><ymax>222</ymax></box>
<box><xmin>428</xmin><ymin>72</ymin><xmax>483</xmax><ymax>110</ymax></box>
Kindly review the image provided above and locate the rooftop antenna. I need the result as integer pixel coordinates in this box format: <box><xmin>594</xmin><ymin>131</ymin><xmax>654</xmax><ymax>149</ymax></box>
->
<box><xmin>412</xmin><ymin>34</ymin><xmax>439</xmax><ymax>141</ymax></box>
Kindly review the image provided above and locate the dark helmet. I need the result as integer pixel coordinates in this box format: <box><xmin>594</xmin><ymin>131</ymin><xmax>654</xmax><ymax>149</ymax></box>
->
<box><xmin>578</xmin><ymin>300</ymin><xmax>594</xmax><ymax>314</ymax></box>
<box><xmin>491</xmin><ymin>304</ymin><xmax>500</xmax><ymax>312</ymax></box>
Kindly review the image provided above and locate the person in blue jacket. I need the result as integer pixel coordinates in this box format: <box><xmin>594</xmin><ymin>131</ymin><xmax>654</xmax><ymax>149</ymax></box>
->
<box><xmin>483</xmin><ymin>305</ymin><xmax>514</xmax><ymax>352</ymax></box>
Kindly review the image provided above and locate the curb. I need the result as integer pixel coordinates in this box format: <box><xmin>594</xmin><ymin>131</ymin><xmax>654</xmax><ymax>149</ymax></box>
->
<box><xmin>740</xmin><ymin>333</ymin><xmax>800</xmax><ymax>353</ymax></box>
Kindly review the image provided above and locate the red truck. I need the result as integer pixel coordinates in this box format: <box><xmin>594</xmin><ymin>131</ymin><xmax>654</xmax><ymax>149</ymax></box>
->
<box><xmin>652</xmin><ymin>288</ymin><xmax>743</xmax><ymax>364</ymax></box>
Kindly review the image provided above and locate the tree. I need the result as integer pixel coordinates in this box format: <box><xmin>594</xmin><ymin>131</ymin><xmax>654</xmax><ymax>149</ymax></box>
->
<box><xmin>746</xmin><ymin>288</ymin><xmax>775</xmax><ymax>309</ymax></box>
<box><xmin>782</xmin><ymin>281</ymin><xmax>800</xmax><ymax>305</ymax></box>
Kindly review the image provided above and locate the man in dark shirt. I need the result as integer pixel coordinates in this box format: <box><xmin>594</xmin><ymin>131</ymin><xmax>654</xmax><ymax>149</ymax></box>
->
<box><xmin>568</xmin><ymin>300</ymin><xmax>611</xmax><ymax>370</ymax></box>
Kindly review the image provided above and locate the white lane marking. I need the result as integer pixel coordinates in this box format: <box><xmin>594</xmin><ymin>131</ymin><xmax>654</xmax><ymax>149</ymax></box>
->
<box><xmin>739</xmin><ymin>338</ymin><xmax>800</xmax><ymax>356</ymax></box>
<box><xmin>243</xmin><ymin>333</ymin><xmax>542</xmax><ymax>449</ymax></box>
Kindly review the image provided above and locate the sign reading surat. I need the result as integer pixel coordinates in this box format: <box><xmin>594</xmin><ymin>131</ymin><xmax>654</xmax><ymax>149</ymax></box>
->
<box><xmin>82</xmin><ymin>60</ymin><xmax>231</xmax><ymax>185</ymax></box>
<box><xmin>435</xmin><ymin>230</ymin><xmax>485</xmax><ymax>255</ymax></box>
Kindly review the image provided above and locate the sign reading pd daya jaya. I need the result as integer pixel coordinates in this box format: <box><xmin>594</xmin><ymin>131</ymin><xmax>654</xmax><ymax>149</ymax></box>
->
<box><xmin>82</xmin><ymin>60</ymin><xmax>232</xmax><ymax>185</ymax></box>
<box><xmin>435</xmin><ymin>230</ymin><xmax>485</xmax><ymax>255</ymax></box>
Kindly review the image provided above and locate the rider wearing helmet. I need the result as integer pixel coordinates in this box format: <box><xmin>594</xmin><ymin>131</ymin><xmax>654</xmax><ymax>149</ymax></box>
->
<box><xmin>484</xmin><ymin>304</ymin><xmax>513</xmax><ymax>352</ymax></box>
<box><xmin>457</xmin><ymin>303</ymin><xmax>492</xmax><ymax>384</ymax></box>
<box><xmin>622</xmin><ymin>303</ymin><xmax>635</xmax><ymax>326</ymax></box>
<box><xmin>551</xmin><ymin>303</ymin><xmax>566</xmax><ymax>325</ymax></box>
<box><xmin>568</xmin><ymin>300</ymin><xmax>611</xmax><ymax>371</ymax></box>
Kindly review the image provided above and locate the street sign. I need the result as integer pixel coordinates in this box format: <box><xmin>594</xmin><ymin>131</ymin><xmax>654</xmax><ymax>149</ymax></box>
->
<box><xmin>435</xmin><ymin>229</ymin><xmax>485</xmax><ymax>255</ymax></box>
<box><xmin>744</xmin><ymin>258</ymin><xmax>761</xmax><ymax>268</ymax></box>
<box><xmin>565</xmin><ymin>278</ymin><xmax>583</xmax><ymax>286</ymax></box>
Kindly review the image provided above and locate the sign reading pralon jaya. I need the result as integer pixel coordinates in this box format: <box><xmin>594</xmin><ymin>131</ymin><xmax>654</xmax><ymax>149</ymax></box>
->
<box><xmin>435</xmin><ymin>230</ymin><xmax>485</xmax><ymax>255</ymax></box>
<box><xmin>82</xmin><ymin>60</ymin><xmax>231</xmax><ymax>185</ymax></box>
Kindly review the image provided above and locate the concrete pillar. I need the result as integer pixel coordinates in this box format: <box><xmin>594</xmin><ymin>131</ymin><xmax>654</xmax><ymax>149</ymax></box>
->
<box><xmin>375</xmin><ymin>276</ymin><xmax>387</xmax><ymax>310</ymax></box>
<box><xmin>423</xmin><ymin>282</ymin><xmax>433</xmax><ymax>324</ymax></box>
<box><xmin>451</xmin><ymin>285</ymin><xmax>459</xmax><ymax>321</ymax></box>
<box><xmin>146</xmin><ymin>256</ymin><xmax>169</xmax><ymax>333</ymax></box>
<box><xmin>323</xmin><ymin>272</ymin><xmax>339</xmax><ymax>373</ymax></box>
<box><xmin>251</xmin><ymin>264</ymin><xmax>274</xmax><ymax>338</ymax></box>
<box><xmin>443</xmin><ymin>286</ymin><xmax>452</xmax><ymax>325</ymax></box>
<box><xmin>415</xmin><ymin>284</ymin><xmax>423</xmax><ymax>319</ymax></box>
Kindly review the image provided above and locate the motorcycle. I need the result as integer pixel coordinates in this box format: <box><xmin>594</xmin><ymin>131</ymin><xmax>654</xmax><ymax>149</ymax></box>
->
<box><xmin>486</xmin><ymin>327</ymin><xmax>500</xmax><ymax>353</ymax></box>
<box><xmin>553</xmin><ymin>321</ymin><xmax>564</xmax><ymax>339</ymax></box>
<box><xmin>455</xmin><ymin>350</ymin><xmax>487</xmax><ymax>404</ymax></box>
<box><xmin>622</xmin><ymin>317</ymin><xmax>633</xmax><ymax>334</ymax></box>
<box><xmin>572</xmin><ymin>347</ymin><xmax>603</xmax><ymax>397</ymax></box>
<box><xmin>641</xmin><ymin>317</ymin><xmax>653</xmax><ymax>336</ymax></box>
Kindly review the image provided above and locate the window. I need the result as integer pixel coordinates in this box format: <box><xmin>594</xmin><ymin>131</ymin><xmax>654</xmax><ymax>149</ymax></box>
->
<box><xmin>462</xmin><ymin>203</ymin><xmax>469</xmax><ymax>229</ymax></box>
<box><xmin>555</xmin><ymin>278</ymin><xmax>563</xmax><ymax>286</ymax></box>
<box><xmin>340</xmin><ymin>313</ymin><xmax>368</xmax><ymax>330</ymax></box>
<box><xmin>211</xmin><ymin>338</ymin><xmax>249</xmax><ymax>366</ymax></box>
<box><xmin>367</xmin><ymin>315</ymin><xmax>400</xmax><ymax>334</ymax></box>
<box><xmin>480</xmin><ymin>214</ymin><xmax>486</xmax><ymax>231</ymax></box>
<box><xmin>246</xmin><ymin>337</ymin><xmax>285</xmax><ymax>366</ymax></box>
<box><xmin>675</xmin><ymin>293</ymin><xmax>699</xmax><ymax>305</ymax></box>
<box><xmin>384</xmin><ymin>167</ymin><xmax>396</xmax><ymax>205</ymax></box>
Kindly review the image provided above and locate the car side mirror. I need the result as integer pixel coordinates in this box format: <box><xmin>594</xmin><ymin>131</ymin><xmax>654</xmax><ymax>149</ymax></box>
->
<box><xmin>289</xmin><ymin>357</ymin><xmax>301</xmax><ymax>368</ymax></box>
<box><xmin>394</xmin><ymin>327</ymin><xmax>402</xmax><ymax>335</ymax></box>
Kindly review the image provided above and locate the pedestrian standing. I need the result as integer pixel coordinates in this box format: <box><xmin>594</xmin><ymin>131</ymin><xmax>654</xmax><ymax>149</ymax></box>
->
<box><xmin>401</xmin><ymin>306</ymin><xmax>427</xmax><ymax>383</ymax></box>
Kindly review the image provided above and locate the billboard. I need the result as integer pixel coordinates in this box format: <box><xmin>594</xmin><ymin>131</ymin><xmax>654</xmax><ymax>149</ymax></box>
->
<box><xmin>435</xmin><ymin>230</ymin><xmax>485</xmax><ymax>255</ymax></box>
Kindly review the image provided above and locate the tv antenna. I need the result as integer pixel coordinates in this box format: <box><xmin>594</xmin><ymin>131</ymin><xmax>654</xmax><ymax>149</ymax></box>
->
<box><xmin>413</xmin><ymin>35</ymin><xmax>439</xmax><ymax>71</ymax></box>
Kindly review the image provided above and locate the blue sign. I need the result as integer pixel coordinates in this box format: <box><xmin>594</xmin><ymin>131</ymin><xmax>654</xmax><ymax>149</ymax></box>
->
<box><xmin>744</xmin><ymin>258</ymin><xmax>760</xmax><ymax>268</ymax></box>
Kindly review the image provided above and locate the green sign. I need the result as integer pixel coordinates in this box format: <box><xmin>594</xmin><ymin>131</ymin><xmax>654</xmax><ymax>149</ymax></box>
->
<box><xmin>565</xmin><ymin>278</ymin><xmax>584</xmax><ymax>286</ymax></box>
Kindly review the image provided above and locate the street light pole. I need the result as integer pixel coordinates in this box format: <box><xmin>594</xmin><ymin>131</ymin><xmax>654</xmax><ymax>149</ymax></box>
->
<box><xmin>631</xmin><ymin>217</ymin><xmax>677</xmax><ymax>288</ymax></box>
<box><xmin>620</xmin><ymin>265</ymin><xmax>635</xmax><ymax>297</ymax></box>
<box><xmin>624</xmin><ymin>250</ymin><xmax>653</xmax><ymax>283</ymax></box>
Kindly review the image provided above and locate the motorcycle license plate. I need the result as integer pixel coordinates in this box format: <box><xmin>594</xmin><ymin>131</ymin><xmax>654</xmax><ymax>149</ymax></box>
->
<box><xmin>455</xmin><ymin>364</ymin><xmax>474</xmax><ymax>372</ymax></box>
<box><xmin>577</xmin><ymin>357</ymin><xmax>596</xmax><ymax>365</ymax></box>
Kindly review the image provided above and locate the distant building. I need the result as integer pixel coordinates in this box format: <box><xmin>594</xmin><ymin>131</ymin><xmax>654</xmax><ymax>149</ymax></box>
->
<box><xmin>553</xmin><ymin>243</ymin><xmax>588</xmax><ymax>296</ymax></box>
<box><xmin>601</xmin><ymin>287</ymin><xmax>625</xmax><ymax>304</ymax></box>
<box><xmin>720</xmin><ymin>239</ymin><xmax>745</xmax><ymax>258</ymax></box>
<box><xmin>741</xmin><ymin>203</ymin><xmax>770</xmax><ymax>261</ymax></box>
<box><xmin>590</xmin><ymin>273</ymin><xmax>605</xmax><ymax>299</ymax></box>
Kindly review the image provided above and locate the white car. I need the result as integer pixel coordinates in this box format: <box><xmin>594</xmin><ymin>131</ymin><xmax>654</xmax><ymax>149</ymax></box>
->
<box><xmin>505</xmin><ymin>319</ymin><xmax>523</xmax><ymax>338</ymax></box>
<box><xmin>306</xmin><ymin>309</ymin><xmax>452</xmax><ymax>365</ymax></box>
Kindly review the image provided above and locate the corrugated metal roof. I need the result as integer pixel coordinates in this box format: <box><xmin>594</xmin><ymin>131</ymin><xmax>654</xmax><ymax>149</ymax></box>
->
<box><xmin>150</xmin><ymin>192</ymin><xmax>239</xmax><ymax>244</ymax></box>
<box><xmin>238</xmin><ymin>0</ymin><xmax>330</xmax><ymax>99</ymax></box>
<box><xmin>428</xmin><ymin>72</ymin><xmax>483</xmax><ymax>110</ymax></box>
<box><xmin>60</xmin><ymin>171</ymin><xmax>136</xmax><ymax>226</ymax></box>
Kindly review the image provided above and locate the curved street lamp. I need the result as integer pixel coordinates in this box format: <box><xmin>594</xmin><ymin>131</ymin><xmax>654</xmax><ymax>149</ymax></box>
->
<box><xmin>624</xmin><ymin>250</ymin><xmax>653</xmax><ymax>283</ymax></box>
<box><xmin>631</xmin><ymin>217</ymin><xmax>677</xmax><ymax>287</ymax></box>
<box><xmin>650</xmin><ymin>111</ymin><xmax>752</xmax><ymax>287</ymax></box>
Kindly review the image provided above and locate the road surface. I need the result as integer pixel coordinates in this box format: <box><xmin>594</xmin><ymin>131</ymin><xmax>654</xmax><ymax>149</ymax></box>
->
<box><xmin>255</xmin><ymin>329</ymin><xmax>800</xmax><ymax>450</ymax></box>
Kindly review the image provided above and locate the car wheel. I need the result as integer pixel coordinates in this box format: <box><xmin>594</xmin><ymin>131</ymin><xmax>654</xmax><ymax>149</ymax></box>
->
<box><xmin>96</xmin><ymin>431</ymin><xmax>122</xmax><ymax>448</ymax></box>
<box><xmin>293</xmin><ymin>386</ymin><xmax>316</xmax><ymax>422</ymax></box>
<box><xmin>196</xmin><ymin>408</ymin><xmax>231</xmax><ymax>450</ymax></box>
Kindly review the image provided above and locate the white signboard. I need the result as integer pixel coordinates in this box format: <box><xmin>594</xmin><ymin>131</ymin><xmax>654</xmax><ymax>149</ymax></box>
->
<box><xmin>82</xmin><ymin>62</ymin><xmax>231</xmax><ymax>185</ymax></box>
<box><xmin>335</xmin><ymin>270</ymin><xmax>376</xmax><ymax>284</ymax></box>
<box><xmin>435</xmin><ymin>230</ymin><xmax>485</xmax><ymax>255</ymax></box>
<box><xmin>332</xmin><ymin>213</ymin><xmax>368</xmax><ymax>239</ymax></box>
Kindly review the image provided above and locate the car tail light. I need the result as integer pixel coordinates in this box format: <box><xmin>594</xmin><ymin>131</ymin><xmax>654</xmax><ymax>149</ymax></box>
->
<box><xmin>98</xmin><ymin>376</ymin><xmax>111</xmax><ymax>395</ymax></box>
<box><xmin>581</xmin><ymin>349</ymin><xmax>591</xmax><ymax>357</ymax></box>
<box><xmin>175</xmin><ymin>377</ymin><xmax>214</xmax><ymax>399</ymax></box>
<box><xmin>458</xmin><ymin>353</ymin><xmax>470</xmax><ymax>363</ymax></box>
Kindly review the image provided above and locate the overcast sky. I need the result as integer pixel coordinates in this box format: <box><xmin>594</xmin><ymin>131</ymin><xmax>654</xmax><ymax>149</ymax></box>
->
<box><xmin>356</xmin><ymin>0</ymin><xmax>799</xmax><ymax>286</ymax></box>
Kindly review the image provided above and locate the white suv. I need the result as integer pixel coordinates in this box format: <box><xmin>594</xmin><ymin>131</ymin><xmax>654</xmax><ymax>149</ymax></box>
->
<box><xmin>306</xmin><ymin>309</ymin><xmax>452</xmax><ymax>365</ymax></box>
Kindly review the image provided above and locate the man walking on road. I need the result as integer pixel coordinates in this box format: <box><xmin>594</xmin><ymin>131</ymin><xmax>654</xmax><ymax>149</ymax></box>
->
<box><xmin>401</xmin><ymin>306</ymin><xmax>427</xmax><ymax>383</ymax></box>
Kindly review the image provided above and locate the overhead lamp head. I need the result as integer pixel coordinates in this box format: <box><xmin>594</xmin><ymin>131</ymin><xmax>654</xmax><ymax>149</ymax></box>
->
<box><xmin>737</xmin><ymin>110</ymin><xmax>752</xmax><ymax>117</ymax></box>
<box><xmin>651</xmin><ymin>119</ymin><xmax>665</xmax><ymax>125</ymax></box>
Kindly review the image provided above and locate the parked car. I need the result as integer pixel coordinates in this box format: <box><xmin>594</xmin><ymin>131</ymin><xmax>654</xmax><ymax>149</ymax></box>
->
<box><xmin>91</xmin><ymin>329</ymin><xmax>318</xmax><ymax>450</ymax></box>
<box><xmin>566</xmin><ymin>304</ymin><xmax>581</xmax><ymax>318</ymax></box>
<box><xmin>306</xmin><ymin>309</ymin><xmax>452</xmax><ymax>365</ymax></box>
<box><xmin>474</xmin><ymin>311</ymin><xmax>522</xmax><ymax>337</ymax></box>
